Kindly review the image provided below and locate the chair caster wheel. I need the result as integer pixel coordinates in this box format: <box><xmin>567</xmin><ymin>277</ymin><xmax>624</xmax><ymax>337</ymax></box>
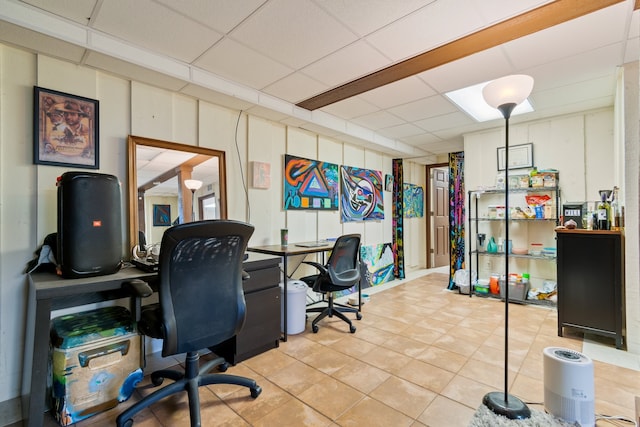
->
<box><xmin>251</xmin><ymin>385</ymin><xmax>262</xmax><ymax>398</ymax></box>
<box><xmin>117</xmin><ymin>417</ymin><xmax>133</xmax><ymax>427</ymax></box>
<box><xmin>356</xmin><ymin>313</ymin><xmax>362</xmax><ymax>320</ymax></box>
<box><xmin>151</xmin><ymin>376</ymin><xmax>164</xmax><ymax>386</ymax></box>
<box><xmin>217</xmin><ymin>362</ymin><xmax>229</xmax><ymax>372</ymax></box>
<box><xmin>312</xmin><ymin>325</ymin><xmax>319</xmax><ymax>333</ymax></box>
<box><xmin>350</xmin><ymin>325</ymin><xmax>356</xmax><ymax>333</ymax></box>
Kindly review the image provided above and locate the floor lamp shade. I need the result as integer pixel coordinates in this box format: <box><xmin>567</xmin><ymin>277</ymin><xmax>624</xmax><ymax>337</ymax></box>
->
<box><xmin>483</xmin><ymin>75</ymin><xmax>534</xmax><ymax>111</ymax></box>
<box><xmin>481</xmin><ymin>74</ymin><xmax>534</xmax><ymax>420</ymax></box>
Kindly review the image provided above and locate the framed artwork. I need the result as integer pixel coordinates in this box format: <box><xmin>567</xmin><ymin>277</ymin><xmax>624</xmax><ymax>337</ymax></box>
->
<box><xmin>283</xmin><ymin>154</ymin><xmax>339</xmax><ymax>210</ymax></box>
<box><xmin>153</xmin><ymin>204</ymin><xmax>171</xmax><ymax>226</ymax></box>
<box><xmin>384</xmin><ymin>174</ymin><xmax>393</xmax><ymax>192</ymax></box>
<box><xmin>252</xmin><ymin>161</ymin><xmax>271</xmax><ymax>189</ymax></box>
<box><xmin>33</xmin><ymin>86</ymin><xmax>99</xmax><ymax>169</ymax></box>
<box><xmin>340</xmin><ymin>165</ymin><xmax>384</xmax><ymax>222</ymax></box>
<box><xmin>497</xmin><ymin>142</ymin><xmax>533</xmax><ymax>171</ymax></box>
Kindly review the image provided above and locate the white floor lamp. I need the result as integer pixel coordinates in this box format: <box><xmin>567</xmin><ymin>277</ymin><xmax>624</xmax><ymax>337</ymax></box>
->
<box><xmin>184</xmin><ymin>179</ymin><xmax>203</xmax><ymax>222</ymax></box>
<box><xmin>481</xmin><ymin>74</ymin><xmax>534</xmax><ymax>420</ymax></box>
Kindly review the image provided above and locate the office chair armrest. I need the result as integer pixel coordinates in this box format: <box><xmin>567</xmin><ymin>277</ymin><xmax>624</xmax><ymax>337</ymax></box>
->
<box><xmin>242</xmin><ymin>270</ymin><xmax>250</xmax><ymax>281</ymax></box>
<box><xmin>122</xmin><ymin>279</ymin><xmax>153</xmax><ymax>322</ymax></box>
<box><xmin>122</xmin><ymin>279</ymin><xmax>153</xmax><ymax>297</ymax></box>
<box><xmin>301</xmin><ymin>261</ymin><xmax>327</xmax><ymax>274</ymax></box>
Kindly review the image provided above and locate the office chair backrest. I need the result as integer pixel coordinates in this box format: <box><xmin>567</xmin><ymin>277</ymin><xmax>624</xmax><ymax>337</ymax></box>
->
<box><xmin>158</xmin><ymin>220</ymin><xmax>254</xmax><ymax>356</ymax></box>
<box><xmin>326</xmin><ymin>234</ymin><xmax>361</xmax><ymax>286</ymax></box>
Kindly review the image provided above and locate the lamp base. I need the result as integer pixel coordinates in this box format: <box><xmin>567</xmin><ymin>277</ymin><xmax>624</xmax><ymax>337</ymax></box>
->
<box><xmin>482</xmin><ymin>391</ymin><xmax>531</xmax><ymax>420</ymax></box>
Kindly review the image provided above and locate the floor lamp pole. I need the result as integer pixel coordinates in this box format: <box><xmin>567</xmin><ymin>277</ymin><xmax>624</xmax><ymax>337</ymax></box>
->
<box><xmin>481</xmin><ymin>75</ymin><xmax>534</xmax><ymax>420</ymax></box>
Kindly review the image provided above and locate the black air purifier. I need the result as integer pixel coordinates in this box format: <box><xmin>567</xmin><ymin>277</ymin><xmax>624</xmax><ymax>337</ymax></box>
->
<box><xmin>57</xmin><ymin>172</ymin><xmax>123</xmax><ymax>278</ymax></box>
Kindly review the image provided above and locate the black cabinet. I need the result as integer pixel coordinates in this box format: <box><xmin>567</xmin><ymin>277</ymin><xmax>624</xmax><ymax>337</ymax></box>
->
<box><xmin>211</xmin><ymin>253</ymin><xmax>281</xmax><ymax>364</ymax></box>
<box><xmin>556</xmin><ymin>229</ymin><xmax>625</xmax><ymax>349</ymax></box>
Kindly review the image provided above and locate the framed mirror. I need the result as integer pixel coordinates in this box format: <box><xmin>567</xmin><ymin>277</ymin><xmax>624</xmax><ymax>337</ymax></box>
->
<box><xmin>127</xmin><ymin>135</ymin><xmax>227</xmax><ymax>255</ymax></box>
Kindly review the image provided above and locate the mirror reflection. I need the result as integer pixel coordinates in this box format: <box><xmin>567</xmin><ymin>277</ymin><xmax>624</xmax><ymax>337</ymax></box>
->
<box><xmin>127</xmin><ymin>135</ymin><xmax>227</xmax><ymax>256</ymax></box>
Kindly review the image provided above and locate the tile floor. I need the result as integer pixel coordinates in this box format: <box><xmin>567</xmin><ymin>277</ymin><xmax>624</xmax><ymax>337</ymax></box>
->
<box><xmin>35</xmin><ymin>271</ymin><xmax>639</xmax><ymax>427</ymax></box>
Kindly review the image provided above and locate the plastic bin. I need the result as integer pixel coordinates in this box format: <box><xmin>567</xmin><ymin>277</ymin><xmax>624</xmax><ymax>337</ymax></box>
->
<box><xmin>499</xmin><ymin>278</ymin><xmax>530</xmax><ymax>302</ymax></box>
<box><xmin>50</xmin><ymin>306</ymin><xmax>143</xmax><ymax>426</ymax></box>
<box><xmin>280</xmin><ymin>280</ymin><xmax>308</xmax><ymax>334</ymax></box>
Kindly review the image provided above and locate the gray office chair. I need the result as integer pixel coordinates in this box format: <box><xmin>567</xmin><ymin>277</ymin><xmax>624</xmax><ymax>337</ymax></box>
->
<box><xmin>117</xmin><ymin>220</ymin><xmax>261</xmax><ymax>427</ymax></box>
<box><xmin>301</xmin><ymin>234</ymin><xmax>362</xmax><ymax>333</ymax></box>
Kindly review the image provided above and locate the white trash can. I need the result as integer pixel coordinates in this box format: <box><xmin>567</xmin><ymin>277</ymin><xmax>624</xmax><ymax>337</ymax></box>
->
<box><xmin>280</xmin><ymin>280</ymin><xmax>307</xmax><ymax>335</ymax></box>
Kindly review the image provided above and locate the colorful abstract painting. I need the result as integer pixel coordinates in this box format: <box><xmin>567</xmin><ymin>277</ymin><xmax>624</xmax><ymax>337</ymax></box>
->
<box><xmin>283</xmin><ymin>155</ymin><xmax>339</xmax><ymax>210</ymax></box>
<box><xmin>334</xmin><ymin>242</ymin><xmax>394</xmax><ymax>298</ymax></box>
<box><xmin>340</xmin><ymin>166</ymin><xmax>384</xmax><ymax>222</ymax></box>
<box><xmin>360</xmin><ymin>243</ymin><xmax>395</xmax><ymax>288</ymax></box>
<box><xmin>403</xmin><ymin>183</ymin><xmax>424</xmax><ymax>218</ymax></box>
<box><xmin>448</xmin><ymin>151</ymin><xmax>465</xmax><ymax>290</ymax></box>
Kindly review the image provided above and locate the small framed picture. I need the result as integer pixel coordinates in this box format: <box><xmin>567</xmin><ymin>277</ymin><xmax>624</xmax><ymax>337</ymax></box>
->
<box><xmin>497</xmin><ymin>143</ymin><xmax>533</xmax><ymax>171</ymax></box>
<box><xmin>34</xmin><ymin>86</ymin><xmax>99</xmax><ymax>169</ymax></box>
<box><xmin>153</xmin><ymin>204</ymin><xmax>171</xmax><ymax>226</ymax></box>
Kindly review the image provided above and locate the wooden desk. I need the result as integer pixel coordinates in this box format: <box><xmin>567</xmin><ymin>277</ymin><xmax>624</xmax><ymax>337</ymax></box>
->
<box><xmin>247</xmin><ymin>241</ymin><xmax>345</xmax><ymax>341</ymax></box>
<box><xmin>23</xmin><ymin>252</ymin><xmax>279</xmax><ymax>427</ymax></box>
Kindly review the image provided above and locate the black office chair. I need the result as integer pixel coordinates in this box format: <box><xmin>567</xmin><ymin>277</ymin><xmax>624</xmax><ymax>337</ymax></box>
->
<box><xmin>117</xmin><ymin>220</ymin><xmax>261</xmax><ymax>427</ymax></box>
<box><xmin>301</xmin><ymin>234</ymin><xmax>362</xmax><ymax>333</ymax></box>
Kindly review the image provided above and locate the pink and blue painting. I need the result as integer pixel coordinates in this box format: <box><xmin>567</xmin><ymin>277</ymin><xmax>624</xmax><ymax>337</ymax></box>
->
<box><xmin>283</xmin><ymin>154</ymin><xmax>339</xmax><ymax>210</ymax></box>
<box><xmin>340</xmin><ymin>166</ymin><xmax>384</xmax><ymax>222</ymax></box>
<box><xmin>403</xmin><ymin>183</ymin><xmax>424</xmax><ymax>218</ymax></box>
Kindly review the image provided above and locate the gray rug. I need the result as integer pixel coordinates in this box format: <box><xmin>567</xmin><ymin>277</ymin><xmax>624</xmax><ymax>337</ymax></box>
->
<box><xmin>469</xmin><ymin>404</ymin><xmax>579</xmax><ymax>427</ymax></box>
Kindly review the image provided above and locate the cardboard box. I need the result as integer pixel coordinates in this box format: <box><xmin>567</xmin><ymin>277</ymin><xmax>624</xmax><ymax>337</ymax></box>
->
<box><xmin>50</xmin><ymin>307</ymin><xmax>143</xmax><ymax>426</ymax></box>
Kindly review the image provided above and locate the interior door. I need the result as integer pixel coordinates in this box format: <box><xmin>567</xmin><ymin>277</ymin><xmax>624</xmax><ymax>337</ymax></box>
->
<box><xmin>433</xmin><ymin>167</ymin><xmax>450</xmax><ymax>267</ymax></box>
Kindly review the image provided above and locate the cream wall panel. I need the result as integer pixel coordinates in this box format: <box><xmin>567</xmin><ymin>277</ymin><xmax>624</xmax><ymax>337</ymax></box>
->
<box><xmin>403</xmin><ymin>161</ymin><xmax>426</xmax><ymax>269</ymax></box>
<box><xmin>97</xmin><ymin>73</ymin><xmax>131</xmax><ymax>250</ymax></box>
<box><xmin>172</xmin><ymin>94</ymin><xmax>198</xmax><ymax>146</ymax></box>
<box><xmin>528</xmin><ymin>116</ymin><xmax>584</xmax><ymax>204</ymax></box>
<box><xmin>623</xmin><ymin>61</ymin><xmax>639</xmax><ymax>353</ymax></box>
<box><xmin>198</xmin><ymin>102</ymin><xmax>246</xmax><ymax>220</ymax></box>
<box><xmin>131</xmin><ymin>82</ymin><xmax>174</xmax><ymax>140</ymax></box>
<box><xmin>585</xmin><ymin>110</ymin><xmax>615</xmax><ymax>201</ymax></box>
<box><xmin>0</xmin><ymin>46</ymin><xmax>37</xmax><ymax>403</ymax></box>
<box><xmin>248</xmin><ymin>115</ymin><xmax>285</xmax><ymax>246</ymax></box>
<box><xmin>363</xmin><ymin>150</ymin><xmax>384</xmax><ymax>247</ymax></box>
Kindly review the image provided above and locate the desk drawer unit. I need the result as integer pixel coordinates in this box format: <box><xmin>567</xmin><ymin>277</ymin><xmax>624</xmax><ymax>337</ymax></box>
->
<box><xmin>212</xmin><ymin>258</ymin><xmax>281</xmax><ymax>364</ymax></box>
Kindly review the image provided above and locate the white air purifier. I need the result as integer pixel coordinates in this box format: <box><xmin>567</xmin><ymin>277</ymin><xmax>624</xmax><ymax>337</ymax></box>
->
<box><xmin>543</xmin><ymin>347</ymin><xmax>594</xmax><ymax>427</ymax></box>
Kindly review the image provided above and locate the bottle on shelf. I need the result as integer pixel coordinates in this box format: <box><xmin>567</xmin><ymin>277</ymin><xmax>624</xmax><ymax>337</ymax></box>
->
<box><xmin>596</xmin><ymin>191</ymin><xmax>610</xmax><ymax>231</ymax></box>
<box><xmin>610</xmin><ymin>186</ymin><xmax>622</xmax><ymax>231</ymax></box>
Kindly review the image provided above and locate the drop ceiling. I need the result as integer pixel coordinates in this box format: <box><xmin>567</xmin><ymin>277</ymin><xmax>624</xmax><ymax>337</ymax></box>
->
<box><xmin>0</xmin><ymin>0</ymin><xmax>638</xmax><ymax>163</ymax></box>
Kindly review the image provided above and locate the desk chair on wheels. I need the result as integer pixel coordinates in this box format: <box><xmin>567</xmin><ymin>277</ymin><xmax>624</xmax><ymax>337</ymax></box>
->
<box><xmin>117</xmin><ymin>220</ymin><xmax>262</xmax><ymax>427</ymax></box>
<box><xmin>301</xmin><ymin>234</ymin><xmax>362</xmax><ymax>333</ymax></box>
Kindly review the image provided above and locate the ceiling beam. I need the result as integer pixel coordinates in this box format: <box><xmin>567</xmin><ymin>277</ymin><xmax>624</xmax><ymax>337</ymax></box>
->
<box><xmin>296</xmin><ymin>0</ymin><xmax>625</xmax><ymax>111</ymax></box>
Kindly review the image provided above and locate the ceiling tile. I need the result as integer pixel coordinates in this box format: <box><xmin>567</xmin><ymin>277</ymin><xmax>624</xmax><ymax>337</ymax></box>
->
<box><xmin>365</xmin><ymin>0</ymin><xmax>485</xmax><ymax>61</ymax></box>
<box><xmin>388</xmin><ymin>95</ymin><xmax>458</xmax><ymax>122</ymax></box>
<box><xmin>230</xmin><ymin>0</ymin><xmax>357</xmax><ymax>69</ymax></box>
<box><xmin>194</xmin><ymin>38</ymin><xmax>292</xmax><ymax>90</ymax></box>
<box><xmin>377</xmin><ymin>123</ymin><xmax>424</xmax><ymax>139</ymax></box>
<box><xmin>503</xmin><ymin>2</ymin><xmax>630</xmax><ymax>71</ymax></box>
<box><xmin>320</xmin><ymin>97</ymin><xmax>379</xmax><ymax>120</ymax></box>
<box><xmin>93</xmin><ymin>0</ymin><xmax>223</xmax><ymax>63</ymax></box>
<box><xmin>153</xmin><ymin>0</ymin><xmax>266</xmax><ymax>33</ymax></box>
<box><xmin>21</xmin><ymin>0</ymin><xmax>98</xmax><ymax>25</ymax></box>
<box><xmin>359</xmin><ymin>76</ymin><xmax>436</xmax><ymax>109</ymax></box>
<box><xmin>301</xmin><ymin>40</ymin><xmax>391</xmax><ymax>87</ymax></box>
<box><xmin>419</xmin><ymin>46</ymin><xmax>512</xmax><ymax>93</ymax></box>
<box><xmin>262</xmin><ymin>72</ymin><xmax>328</xmax><ymax>104</ymax></box>
<box><xmin>414</xmin><ymin>111</ymin><xmax>476</xmax><ymax>133</ymax></box>
<box><xmin>350</xmin><ymin>110</ymin><xmax>406</xmax><ymax>130</ymax></box>
<box><xmin>315</xmin><ymin>0</ymin><xmax>435</xmax><ymax>37</ymax></box>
